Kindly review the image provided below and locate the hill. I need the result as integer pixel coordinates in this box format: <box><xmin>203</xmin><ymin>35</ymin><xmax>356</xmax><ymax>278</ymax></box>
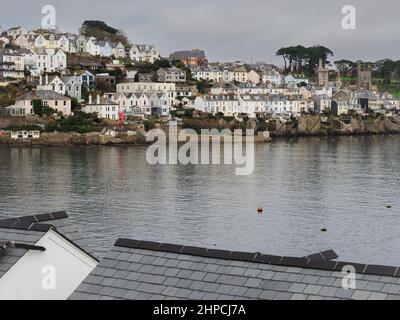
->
<box><xmin>79</xmin><ymin>20</ymin><xmax>129</xmax><ymax>46</ymax></box>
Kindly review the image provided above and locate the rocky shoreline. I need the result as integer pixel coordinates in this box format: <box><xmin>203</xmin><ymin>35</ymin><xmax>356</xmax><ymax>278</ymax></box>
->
<box><xmin>0</xmin><ymin>131</ymin><xmax>149</xmax><ymax>147</ymax></box>
<box><xmin>1</xmin><ymin>116</ymin><xmax>400</xmax><ymax>146</ymax></box>
<box><xmin>269</xmin><ymin>116</ymin><xmax>400</xmax><ymax>137</ymax></box>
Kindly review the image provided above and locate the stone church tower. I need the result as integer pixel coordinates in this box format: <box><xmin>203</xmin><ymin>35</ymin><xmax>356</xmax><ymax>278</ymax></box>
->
<box><xmin>318</xmin><ymin>59</ymin><xmax>329</xmax><ymax>87</ymax></box>
<box><xmin>357</xmin><ymin>63</ymin><xmax>372</xmax><ymax>90</ymax></box>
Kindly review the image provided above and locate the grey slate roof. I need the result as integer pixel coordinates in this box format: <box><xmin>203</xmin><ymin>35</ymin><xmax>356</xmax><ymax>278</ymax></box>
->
<box><xmin>0</xmin><ymin>211</ymin><xmax>96</xmax><ymax>279</ymax></box>
<box><xmin>17</xmin><ymin>90</ymin><xmax>71</xmax><ymax>101</ymax></box>
<box><xmin>69</xmin><ymin>239</ymin><xmax>400</xmax><ymax>300</ymax></box>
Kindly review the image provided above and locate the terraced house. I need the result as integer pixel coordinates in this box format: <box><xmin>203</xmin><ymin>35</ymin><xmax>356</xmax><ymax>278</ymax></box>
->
<box><xmin>0</xmin><ymin>49</ymin><xmax>25</xmax><ymax>79</ymax></box>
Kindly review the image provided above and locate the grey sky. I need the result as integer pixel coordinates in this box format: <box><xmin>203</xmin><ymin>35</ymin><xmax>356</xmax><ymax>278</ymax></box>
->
<box><xmin>1</xmin><ymin>0</ymin><xmax>399</xmax><ymax>66</ymax></box>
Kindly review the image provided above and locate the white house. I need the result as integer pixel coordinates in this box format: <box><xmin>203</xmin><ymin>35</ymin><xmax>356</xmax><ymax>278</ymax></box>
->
<box><xmin>83</xmin><ymin>94</ymin><xmax>120</xmax><ymax>120</ymax></box>
<box><xmin>117</xmin><ymin>82</ymin><xmax>176</xmax><ymax>106</ymax></box>
<box><xmin>33</xmin><ymin>48</ymin><xmax>67</xmax><ymax>75</ymax></box>
<box><xmin>128</xmin><ymin>44</ymin><xmax>159</xmax><ymax>64</ymax></box>
<box><xmin>284</xmin><ymin>75</ymin><xmax>309</xmax><ymax>87</ymax></box>
<box><xmin>194</xmin><ymin>94</ymin><xmax>240</xmax><ymax>116</ymax></box>
<box><xmin>311</xmin><ymin>94</ymin><xmax>332</xmax><ymax>113</ymax></box>
<box><xmin>0</xmin><ymin>49</ymin><xmax>25</xmax><ymax>79</ymax></box>
<box><xmin>112</xmin><ymin>42</ymin><xmax>126</xmax><ymax>58</ymax></box>
<box><xmin>261</xmin><ymin>70</ymin><xmax>283</xmax><ymax>85</ymax></box>
<box><xmin>37</xmin><ymin>74</ymin><xmax>82</xmax><ymax>101</ymax></box>
<box><xmin>104</xmin><ymin>91</ymin><xmax>170</xmax><ymax>118</ymax></box>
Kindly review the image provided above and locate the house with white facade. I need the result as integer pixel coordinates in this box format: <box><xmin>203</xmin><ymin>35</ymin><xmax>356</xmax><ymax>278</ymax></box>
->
<box><xmin>0</xmin><ymin>49</ymin><xmax>25</xmax><ymax>79</ymax></box>
<box><xmin>37</xmin><ymin>74</ymin><xmax>82</xmax><ymax>101</ymax></box>
<box><xmin>34</xmin><ymin>48</ymin><xmax>67</xmax><ymax>75</ymax></box>
<box><xmin>83</xmin><ymin>94</ymin><xmax>120</xmax><ymax>120</ymax></box>
<box><xmin>157</xmin><ymin>67</ymin><xmax>186</xmax><ymax>83</ymax></box>
<box><xmin>261</xmin><ymin>69</ymin><xmax>283</xmax><ymax>85</ymax></box>
<box><xmin>112</xmin><ymin>42</ymin><xmax>126</xmax><ymax>58</ymax></box>
<box><xmin>284</xmin><ymin>75</ymin><xmax>309</xmax><ymax>87</ymax></box>
<box><xmin>117</xmin><ymin>82</ymin><xmax>176</xmax><ymax>106</ymax></box>
<box><xmin>265</xmin><ymin>95</ymin><xmax>310</xmax><ymax>117</ymax></box>
<box><xmin>104</xmin><ymin>91</ymin><xmax>171</xmax><ymax>118</ymax></box>
<box><xmin>128</xmin><ymin>44</ymin><xmax>159</xmax><ymax>64</ymax></box>
<box><xmin>194</xmin><ymin>94</ymin><xmax>240</xmax><ymax>116</ymax></box>
<box><xmin>332</xmin><ymin>100</ymin><xmax>349</xmax><ymax>116</ymax></box>
<box><xmin>311</xmin><ymin>94</ymin><xmax>332</xmax><ymax>113</ymax></box>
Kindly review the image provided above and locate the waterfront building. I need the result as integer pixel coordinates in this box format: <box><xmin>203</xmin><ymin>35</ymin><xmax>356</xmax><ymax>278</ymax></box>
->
<box><xmin>117</xmin><ymin>82</ymin><xmax>176</xmax><ymax>106</ymax></box>
<box><xmin>82</xmin><ymin>94</ymin><xmax>120</xmax><ymax>120</ymax></box>
<box><xmin>8</xmin><ymin>90</ymin><xmax>72</xmax><ymax>116</ymax></box>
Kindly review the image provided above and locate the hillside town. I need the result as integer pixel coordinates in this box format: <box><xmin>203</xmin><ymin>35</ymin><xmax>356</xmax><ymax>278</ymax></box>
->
<box><xmin>1</xmin><ymin>22</ymin><xmax>400</xmax><ymax>141</ymax></box>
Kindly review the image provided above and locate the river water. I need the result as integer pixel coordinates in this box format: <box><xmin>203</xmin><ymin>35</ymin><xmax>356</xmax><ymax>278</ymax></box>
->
<box><xmin>0</xmin><ymin>135</ymin><xmax>399</xmax><ymax>265</ymax></box>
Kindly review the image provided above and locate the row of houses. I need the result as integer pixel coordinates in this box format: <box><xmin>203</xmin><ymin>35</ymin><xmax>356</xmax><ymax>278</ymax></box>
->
<box><xmin>194</xmin><ymin>94</ymin><xmax>313</xmax><ymax>119</ymax></box>
<box><xmin>3</xmin><ymin>27</ymin><xmax>160</xmax><ymax>63</ymax></box>
<box><xmin>0</xmin><ymin>47</ymin><xmax>67</xmax><ymax>78</ymax></box>
<box><xmin>93</xmin><ymin>91</ymin><xmax>171</xmax><ymax>119</ymax></box>
<box><xmin>191</xmin><ymin>65</ymin><xmax>303</xmax><ymax>86</ymax></box>
<box><xmin>193</xmin><ymin>81</ymin><xmax>400</xmax><ymax>119</ymax></box>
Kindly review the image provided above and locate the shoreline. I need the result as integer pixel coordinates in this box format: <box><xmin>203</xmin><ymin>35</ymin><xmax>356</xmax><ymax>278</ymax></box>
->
<box><xmin>0</xmin><ymin>129</ymin><xmax>399</xmax><ymax>147</ymax></box>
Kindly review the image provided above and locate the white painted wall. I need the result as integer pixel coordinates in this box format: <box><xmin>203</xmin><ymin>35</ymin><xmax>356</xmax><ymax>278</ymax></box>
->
<box><xmin>0</xmin><ymin>229</ymin><xmax>97</xmax><ymax>300</ymax></box>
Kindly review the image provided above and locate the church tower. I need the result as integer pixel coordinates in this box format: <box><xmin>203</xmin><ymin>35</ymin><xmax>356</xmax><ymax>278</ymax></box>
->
<box><xmin>318</xmin><ymin>59</ymin><xmax>329</xmax><ymax>87</ymax></box>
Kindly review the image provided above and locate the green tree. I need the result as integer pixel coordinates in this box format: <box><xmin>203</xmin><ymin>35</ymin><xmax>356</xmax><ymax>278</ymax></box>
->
<box><xmin>71</xmin><ymin>97</ymin><xmax>79</xmax><ymax>112</ymax></box>
<box><xmin>33</xmin><ymin>99</ymin><xmax>43</xmax><ymax>116</ymax></box>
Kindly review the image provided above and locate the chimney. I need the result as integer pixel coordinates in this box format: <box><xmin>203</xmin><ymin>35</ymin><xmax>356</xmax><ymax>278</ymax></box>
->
<box><xmin>45</xmin><ymin>74</ymin><xmax>49</xmax><ymax>85</ymax></box>
<box><xmin>39</xmin><ymin>75</ymin><xmax>42</xmax><ymax>86</ymax></box>
<box><xmin>111</xmin><ymin>95</ymin><xmax>114</xmax><ymax>102</ymax></box>
<box><xmin>319</xmin><ymin>58</ymin><xmax>323</xmax><ymax>69</ymax></box>
<box><xmin>97</xmin><ymin>94</ymin><xmax>100</xmax><ymax>104</ymax></box>
<box><xmin>89</xmin><ymin>94</ymin><xmax>92</xmax><ymax>104</ymax></box>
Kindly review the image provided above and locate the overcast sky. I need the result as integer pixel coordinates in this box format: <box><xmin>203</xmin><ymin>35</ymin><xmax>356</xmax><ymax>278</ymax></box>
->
<box><xmin>1</xmin><ymin>0</ymin><xmax>399</xmax><ymax>66</ymax></box>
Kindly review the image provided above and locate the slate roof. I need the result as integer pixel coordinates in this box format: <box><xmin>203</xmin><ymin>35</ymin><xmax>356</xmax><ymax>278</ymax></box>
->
<box><xmin>170</xmin><ymin>50</ymin><xmax>206</xmax><ymax>61</ymax></box>
<box><xmin>0</xmin><ymin>211</ymin><xmax>96</xmax><ymax>279</ymax></box>
<box><xmin>17</xmin><ymin>90</ymin><xmax>71</xmax><ymax>101</ymax></box>
<box><xmin>69</xmin><ymin>239</ymin><xmax>400</xmax><ymax>300</ymax></box>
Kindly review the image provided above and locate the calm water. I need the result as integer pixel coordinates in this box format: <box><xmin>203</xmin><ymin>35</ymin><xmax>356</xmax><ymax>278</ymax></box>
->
<box><xmin>0</xmin><ymin>136</ymin><xmax>399</xmax><ymax>265</ymax></box>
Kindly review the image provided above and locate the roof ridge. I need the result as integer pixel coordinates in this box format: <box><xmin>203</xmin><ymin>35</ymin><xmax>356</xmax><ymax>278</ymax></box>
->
<box><xmin>114</xmin><ymin>238</ymin><xmax>400</xmax><ymax>279</ymax></box>
<box><xmin>0</xmin><ymin>211</ymin><xmax>68</xmax><ymax>232</ymax></box>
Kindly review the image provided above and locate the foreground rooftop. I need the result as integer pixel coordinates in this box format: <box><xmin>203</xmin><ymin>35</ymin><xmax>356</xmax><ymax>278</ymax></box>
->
<box><xmin>70</xmin><ymin>238</ymin><xmax>400</xmax><ymax>300</ymax></box>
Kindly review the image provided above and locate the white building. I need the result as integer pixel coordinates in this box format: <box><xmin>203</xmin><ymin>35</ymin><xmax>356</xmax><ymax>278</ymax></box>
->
<box><xmin>129</xmin><ymin>44</ymin><xmax>159</xmax><ymax>64</ymax></box>
<box><xmin>261</xmin><ymin>70</ymin><xmax>283</xmax><ymax>86</ymax></box>
<box><xmin>117</xmin><ymin>82</ymin><xmax>176</xmax><ymax>106</ymax></box>
<box><xmin>37</xmin><ymin>74</ymin><xmax>82</xmax><ymax>101</ymax></box>
<box><xmin>0</xmin><ymin>49</ymin><xmax>25</xmax><ymax>79</ymax></box>
<box><xmin>104</xmin><ymin>92</ymin><xmax>170</xmax><ymax>118</ymax></box>
<box><xmin>28</xmin><ymin>48</ymin><xmax>67</xmax><ymax>75</ymax></box>
<box><xmin>83</xmin><ymin>94</ymin><xmax>120</xmax><ymax>120</ymax></box>
<box><xmin>194</xmin><ymin>94</ymin><xmax>240</xmax><ymax>116</ymax></box>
